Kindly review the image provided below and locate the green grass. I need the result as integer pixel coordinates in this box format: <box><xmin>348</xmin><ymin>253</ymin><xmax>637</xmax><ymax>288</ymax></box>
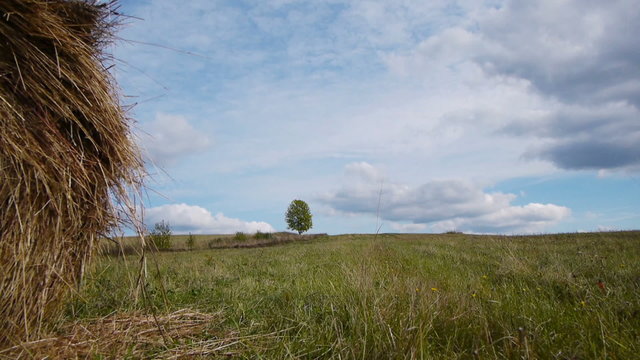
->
<box><xmin>68</xmin><ymin>232</ymin><xmax>640</xmax><ymax>359</ymax></box>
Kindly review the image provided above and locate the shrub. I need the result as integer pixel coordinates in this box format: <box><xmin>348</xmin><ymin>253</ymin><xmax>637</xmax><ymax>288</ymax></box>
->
<box><xmin>234</xmin><ymin>232</ymin><xmax>247</xmax><ymax>241</ymax></box>
<box><xmin>186</xmin><ymin>232</ymin><xmax>196</xmax><ymax>250</ymax></box>
<box><xmin>254</xmin><ymin>231</ymin><xmax>273</xmax><ymax>240</ymax></box>
<box><xmin>149</xmin><ymin>220</ymin><xmax>172</xmax><ymax>250</ymax></box>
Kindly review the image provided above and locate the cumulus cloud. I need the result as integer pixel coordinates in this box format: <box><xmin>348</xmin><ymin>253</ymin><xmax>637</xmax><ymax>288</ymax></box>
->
<box><xmin>141</xmin><ymin>113</ymin><xmax>211</xmax><ymax>166</ymax></box>
<box><xmin>430</xmin><ymin>203</ymin><xmax>572</xmax><ymax>234</ymax></box>
<box><xmin>475</xmin><ymin>0</ymin><xmax>640</xmax><ymax>107</ymax></box>
<box><xmin>389</xmin><ymin>222</ymin><xmax>427</xmax><ymax>233</ymax></box>
<box><xmin>146</xmin><ymin>203</ymin><xmax>275</xmax><ymax>234</ymax></box>
<box><xmin>383</xmin><ymin>0</ymin><xmax>640</xmax><ymax>171</ymax></box>
<box><xmin>344</xmin><ymin>162</ymin><xmax>383</xmax><ymax>181</ymax></box>
<box><xmin>475</xmin><ymin>1</ymin><xmax>640</xmax><ymax>171</ymax></box>
<box><xmin>319</xmin><ymin>163</ymin><xmax>570</xmax><ymax>234</ymax></box>
<box><xmin>511</xmin><ymin>102</ymin><xmax>640</xmax><ymax>170</ymax></box>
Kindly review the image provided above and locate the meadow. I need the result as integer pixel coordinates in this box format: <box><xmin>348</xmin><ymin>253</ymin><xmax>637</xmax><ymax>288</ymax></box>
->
<box><xmin>57</xmin><ymin>231</ymin><xmax>640</xmax><ymax>358</ymax></box>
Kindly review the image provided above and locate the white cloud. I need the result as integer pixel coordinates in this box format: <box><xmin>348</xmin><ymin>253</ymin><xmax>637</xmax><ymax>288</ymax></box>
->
<box><xmin>596</xmin><ymin>225</ymin><xmax>618</xmax><ymax>232</ymax></box>
<box><xmin>475</xmin><ymin>0</ymin><xmax>640</xmax><ymax>107</ymax></box>
<box><xmin>320</xmin><ymin>162</ymin><xmax>571</xmax><ymax>234</ymax></box>
<box><xmin>431</xmin><ymin>203</ymin><xmax>571</xmax><ymax>234</ymax></box>
<box><xmin>120</xmin><ymin>1</ymin><xmax>640</xmax><ymax>176</ymax></box>
<box><xmin>140</xmin><ymin>113</ymin><xmax>211</xmax><ymax>166</ymax></box>
<box><xmin>389</xmin><ymin>222</ymin><xmax>427</xmax><ymax>233</ymax></box>
<box><xmin>118</xmin><ymin>0</ymin><xmax>566</xmax><ymax>181</ymax></box>
<box><xmin>146</xmin><ymin>203</ymin><xmax>275</xmax><ymax>234</ymax></box>
<box><xmin>344</xmin><ymin>161</ymin><xmax>382</xmax><ymax>181</ymax></box>
<box><xmin>380</xmin><ymin>0</ymin><xmax>640</xmax><ymax>172</ymax></box>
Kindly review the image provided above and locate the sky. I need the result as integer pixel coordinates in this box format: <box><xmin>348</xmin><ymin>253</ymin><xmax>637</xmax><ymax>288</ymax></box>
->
<box><xmin>110</xmin><ymin>0</ymin><xmax>640</xmax><ymax>235</ymax></box>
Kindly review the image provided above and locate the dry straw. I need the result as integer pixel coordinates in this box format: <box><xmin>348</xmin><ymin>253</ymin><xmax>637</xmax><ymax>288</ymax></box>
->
<box><xmin>0</xmin><ymin>309</ymin><xmax>287</xmax><ymax>359</ymax></box>
<box><xmin>0</xmin><ymin>0</ymin><xmax>143</xmax><ymax>347</ymax></box>
<box><xmin>0</xmin><ymin>310</ymin><xmax>228</xmax><ymax>359</ymax></box>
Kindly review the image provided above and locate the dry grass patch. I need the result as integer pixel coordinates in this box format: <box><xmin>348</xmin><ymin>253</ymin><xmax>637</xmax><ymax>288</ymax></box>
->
<box><xmin>0</xmin><ymin>309</ymin><xmax>256</xmax><ymax>359</ymax></box>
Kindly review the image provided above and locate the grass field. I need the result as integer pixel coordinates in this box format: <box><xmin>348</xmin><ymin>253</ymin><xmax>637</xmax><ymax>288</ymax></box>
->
<box><xmin>60</xmin><ymin>231</ymin><xmax>639</xmax><ymax>358</ymax></box>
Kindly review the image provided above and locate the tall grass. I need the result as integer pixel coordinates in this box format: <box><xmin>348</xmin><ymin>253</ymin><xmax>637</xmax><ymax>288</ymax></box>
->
<box><xmin>67</xmin><ymin>232</ymin><xmax>640</xmax><ymax>358</ymax></box>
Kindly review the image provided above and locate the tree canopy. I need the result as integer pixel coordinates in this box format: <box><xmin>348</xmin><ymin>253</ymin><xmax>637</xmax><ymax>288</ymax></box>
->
<box><xmin>285</xmin><ymin>199</ymin><xmax>313</xmax><ymax>235</ymax></box>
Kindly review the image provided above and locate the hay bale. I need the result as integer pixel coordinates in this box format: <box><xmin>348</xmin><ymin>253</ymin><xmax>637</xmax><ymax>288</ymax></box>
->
<box><xmin>0</xmin><ymin>0</ymin><xmax>142</xmax><ymax>346</ymax></box>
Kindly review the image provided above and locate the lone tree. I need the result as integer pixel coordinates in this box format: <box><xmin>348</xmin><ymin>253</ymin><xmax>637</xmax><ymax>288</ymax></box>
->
<box><xmin>285</xmin><ymin>199</ymin><xmax>313</xmax><ymax>235</ymax></box>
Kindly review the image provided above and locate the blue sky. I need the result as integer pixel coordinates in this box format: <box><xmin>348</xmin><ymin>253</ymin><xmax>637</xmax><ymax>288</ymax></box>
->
<box><xmin>111</xmin><ymin>0</ymin><xmax>640</xmax><ymax>235</ymax></box>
